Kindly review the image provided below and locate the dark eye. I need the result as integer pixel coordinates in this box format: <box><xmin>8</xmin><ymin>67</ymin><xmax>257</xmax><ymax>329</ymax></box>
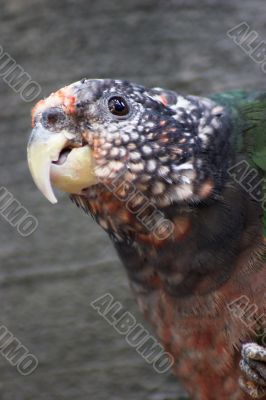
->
<box><xmin>108</xmin><ymin>96</ymin><xmax>129</xmax><ymax>116</ymax></box>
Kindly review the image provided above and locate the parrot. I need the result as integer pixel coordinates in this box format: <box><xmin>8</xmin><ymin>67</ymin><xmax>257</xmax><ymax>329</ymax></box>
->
<box><xmin>27</xmin><ymin>79</ymin><xmax>266</xmax><ymax>400</ymax></box>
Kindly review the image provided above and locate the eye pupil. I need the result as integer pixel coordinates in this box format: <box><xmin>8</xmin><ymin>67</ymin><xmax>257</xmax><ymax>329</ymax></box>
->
<box><xmin>108</xmin><ymin>96</ymin><xmax>129</xmax><ymax>116</ymax></box>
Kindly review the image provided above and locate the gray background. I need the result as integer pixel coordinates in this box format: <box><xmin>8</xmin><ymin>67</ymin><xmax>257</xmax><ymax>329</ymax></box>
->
<box><xmin>0</xmin><ymin>0</ymin><xmax>266</xmax><ymax>399</ymax></box>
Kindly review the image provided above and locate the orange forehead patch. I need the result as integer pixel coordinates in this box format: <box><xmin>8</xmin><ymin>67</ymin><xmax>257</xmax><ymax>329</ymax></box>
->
<box><xmin>31</xmin><ymin>86</ymin><xmax>77</xmax><ymax>127</ymax></box>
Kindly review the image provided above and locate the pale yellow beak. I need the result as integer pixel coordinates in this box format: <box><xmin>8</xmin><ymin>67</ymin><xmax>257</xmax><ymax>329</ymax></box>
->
<box><xmin>27</xmin><ymin>123</ymin><xmax>98</xmax><ymax>204</ymax></box>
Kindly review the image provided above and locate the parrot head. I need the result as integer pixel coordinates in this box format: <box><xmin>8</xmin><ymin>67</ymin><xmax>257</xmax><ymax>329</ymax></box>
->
<box><xmin>27</xmin><ymin>79</ymin><xmax>229</xmax><ymax>207</ymax></box>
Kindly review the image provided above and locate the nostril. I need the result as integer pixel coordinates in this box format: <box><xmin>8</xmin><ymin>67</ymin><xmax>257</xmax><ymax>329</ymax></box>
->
<box><xmin>41</xmin><ymin>107</ymin><xmax>65</xmax><ymax>129</ymax></box>
<box><xmin>45</xmin><ymin>110</ymin><xmax>59</xmax><ymax>124</ymax></box>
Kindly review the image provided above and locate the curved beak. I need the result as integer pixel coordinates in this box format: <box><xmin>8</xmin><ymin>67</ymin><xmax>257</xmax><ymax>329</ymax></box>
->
<box><xmin>27</xmin><ymin>124</ymin><xmax>97</xmax><ymax>204</ymax></box>
<box><xmin>27</xmin><ymin>124</ymin><xmax>67</xmax><ymax>204</ymax></box>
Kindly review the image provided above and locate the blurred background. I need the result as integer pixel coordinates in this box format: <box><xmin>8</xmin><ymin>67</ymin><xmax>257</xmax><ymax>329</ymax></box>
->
<box><xmin>0</xmin><ymin>0</ymin><xmax>266</xmax><ymax>399</ymax></box>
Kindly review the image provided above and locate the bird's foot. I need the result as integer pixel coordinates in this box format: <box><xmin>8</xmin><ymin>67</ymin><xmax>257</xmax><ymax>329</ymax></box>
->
<box><xmin>239</xmin><ymin>343</ymin><xmax>266</xmax><ymax>398</ymax></box>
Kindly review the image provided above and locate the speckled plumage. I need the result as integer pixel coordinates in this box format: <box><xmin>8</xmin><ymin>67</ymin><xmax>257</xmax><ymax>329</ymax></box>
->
<box><xmin>30</xmin><ymin>79</ymin><xmax>266</xmax><ymax>400</ymax></box>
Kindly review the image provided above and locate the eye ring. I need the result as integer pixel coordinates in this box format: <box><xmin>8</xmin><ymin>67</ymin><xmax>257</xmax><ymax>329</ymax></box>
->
<box><xmin>108</xmin><ymin>96</ymin><xmax>130</xmax><ymax>117</ymax></box>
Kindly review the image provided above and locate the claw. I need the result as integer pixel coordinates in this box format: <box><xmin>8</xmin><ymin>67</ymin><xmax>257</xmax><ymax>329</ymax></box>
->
<box><xmin>239</xmin><ymin>343</ymin><xmax>266</xmax><ymax>398</ymax></box>
<box><xmin>239</xmin><ymin>376</ymin><xmax>266</xmax><ymax>399</ymax></box>
<box><xmin>242</xmin><ymin>343</ymin><xmax>266</xmax><ymax>364</ymax></box>
<box><xmin>240</xmin><ymin>359</ymin><xmax>266</xmax><ymax>387</ymax></box>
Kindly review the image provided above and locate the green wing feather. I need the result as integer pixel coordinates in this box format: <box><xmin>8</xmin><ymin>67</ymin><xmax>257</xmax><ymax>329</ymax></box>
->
<box><xmin>211</xmin><ymin>91</ymin><xmax>266</xmax><ymax>237</ymax></box>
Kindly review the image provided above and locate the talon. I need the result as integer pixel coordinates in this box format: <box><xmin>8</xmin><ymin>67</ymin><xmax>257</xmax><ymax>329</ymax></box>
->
<box><xmin>239</xmin><ymin>376</ymin><xmax>266</xmax><ymax>399</ymax></box>
<box><xmin>240</xmin><ymin>359</ymin><xmax>266</xmax><ymax>387</ymax></box>
<box><xmin>242</xmin><ymin>343</ymin><xmax>266</xmax><ymax>363</ymax></box>
<box><xmin>239</xmin><ymin>343</ymin><xmax>266</xmax><ymax>398</ymax></box>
